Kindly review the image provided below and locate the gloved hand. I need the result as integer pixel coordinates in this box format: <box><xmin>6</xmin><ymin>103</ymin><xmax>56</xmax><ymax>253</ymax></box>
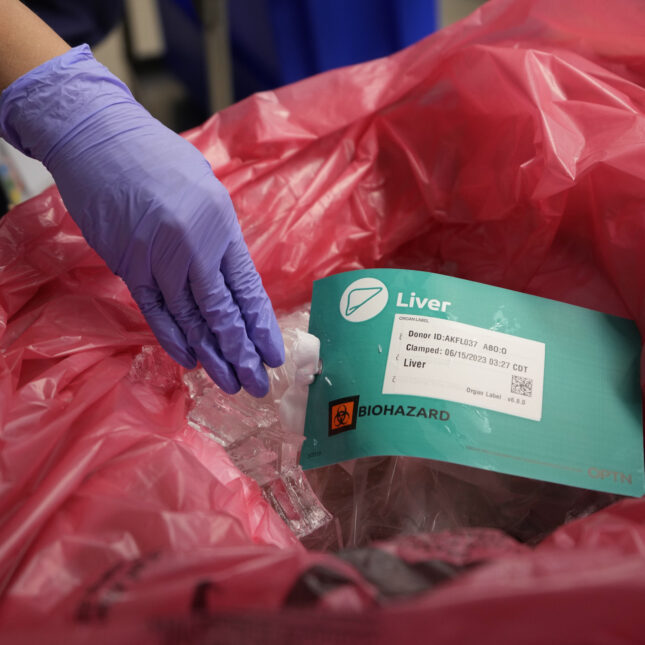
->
<box><xmin>0</xmin><ymin>45</ymin><xmax>284</xmax><ymax>397</ymax></box>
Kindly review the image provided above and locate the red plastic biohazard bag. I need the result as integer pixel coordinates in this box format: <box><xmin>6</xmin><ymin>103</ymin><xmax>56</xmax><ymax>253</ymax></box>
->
<box><xmin>2</xmin><ymin>0</ymin><xmax>645</xmax><ymax>642</ymax></box>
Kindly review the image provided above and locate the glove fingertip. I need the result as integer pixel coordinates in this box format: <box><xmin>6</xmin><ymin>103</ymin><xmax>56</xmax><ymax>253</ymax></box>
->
<box><xmin>262</xmin><ymin>339</ymin><xmax>285</xmax><ymax>369</ymax></box>
<box><xmin>157</xmin><ymin>341</ymin><xmax>196</xmax><ymax>369</ymax></box>
<box><xmin>139</xmin><ymin>303</ymin><xmax>197</xmax><ymax>369</ymax></box>
<box><xmin>152</xmin><ymin>331</ymin><xmax>197</xmax><ymax>369</ymax></box>
<box><xmin>218</xmin><ymin>379</ymin><xmax>242</xmax><ymax>395</ymax></box>
<box><xmin>200</xmin><ymin>353</ymin><xmax>242</xmax><ymax>395</ymax></box>
<box><xmin>247</xmin><ymin>384</ymin><xmax>269</xmax><ymax>399</ymax></box>
<box><xmin>252</xmin><ymin>321</ymin><xmax>285</xmax><ymax>368</ymax></box>
<box><xmin>173</xmin><ymin>351</ymin><xmax>198</xmax><ymax>370</ymax></box>
<box><xmin>243</xmin><ymin>366</ymin><xmax>270</xmax><ymax>399</ymax></box>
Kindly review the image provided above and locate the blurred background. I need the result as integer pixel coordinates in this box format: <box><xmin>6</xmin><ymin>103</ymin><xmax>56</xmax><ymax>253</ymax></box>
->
<box><xmin>0</xmin><ymin>0</ymin><xmax>486</xmax><ymax>213</ymax></box>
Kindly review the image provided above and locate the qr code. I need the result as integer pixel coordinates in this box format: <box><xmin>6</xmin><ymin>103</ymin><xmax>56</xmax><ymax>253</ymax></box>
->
<box><xmin>511</xmin><ymin>375</ymin><xmax>533</xmax><ymax>397</ymax></box>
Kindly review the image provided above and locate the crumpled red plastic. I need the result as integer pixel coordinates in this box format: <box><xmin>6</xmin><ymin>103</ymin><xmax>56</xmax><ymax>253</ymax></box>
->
<box><xmin>2</xmin><ymin>0</ymin><xmax>645</xmax><ymax>641</ymax></box>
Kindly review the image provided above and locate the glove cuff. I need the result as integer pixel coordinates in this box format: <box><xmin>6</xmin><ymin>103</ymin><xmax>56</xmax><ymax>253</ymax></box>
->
<box><xmin>0</xmin><ymin>44</ymin><xmax>136</xmax><ymax>166</ymax></box>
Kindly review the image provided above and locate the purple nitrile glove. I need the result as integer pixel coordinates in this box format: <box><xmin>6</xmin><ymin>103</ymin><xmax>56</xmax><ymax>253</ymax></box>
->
<box><xmin>0</xmin><ymin>45</ymin><xmax>284</xmax><ymax>397</ymax></box>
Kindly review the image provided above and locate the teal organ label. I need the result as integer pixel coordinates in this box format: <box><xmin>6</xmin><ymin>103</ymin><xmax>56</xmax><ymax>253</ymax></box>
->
<box><xmin>301</xmin><ymin>269</ymin><xmax>645</xmax><ymax>497</ymax></box>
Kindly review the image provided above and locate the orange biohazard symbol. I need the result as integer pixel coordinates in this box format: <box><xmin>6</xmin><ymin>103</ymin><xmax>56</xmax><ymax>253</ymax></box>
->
<box><xmin>328</xmin><ymin>396</ymin><xmax>359</xmax><ymax>436</ymax></box>
<box><xmin>331</xmin><ymin>402</ymin><xmax>353</xmax><ymax>430</ymax></box>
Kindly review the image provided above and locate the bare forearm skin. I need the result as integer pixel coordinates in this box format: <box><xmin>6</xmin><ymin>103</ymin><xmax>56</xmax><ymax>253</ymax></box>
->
<box><xmin>0</xmin><ymin>0</ymin><xmax>69</xmax><ymax>90</ymax></box>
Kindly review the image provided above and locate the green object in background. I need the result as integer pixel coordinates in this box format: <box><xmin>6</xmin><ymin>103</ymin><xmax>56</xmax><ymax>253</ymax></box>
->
<box><xmin>301</xmin><ymin>269</ymin><xmax>644</xmax><ymax>497</ymax></box>
<box><xmin>0</xmin><ymin>154</ymin><xmax>24</xmax><ymax>210</ymax></box>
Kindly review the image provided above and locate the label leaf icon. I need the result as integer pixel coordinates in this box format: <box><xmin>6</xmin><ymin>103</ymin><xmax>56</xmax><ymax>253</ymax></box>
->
<box><xmin>346</xmin><ymin>287</ymin><xmax>383</xmax><ymax>316</ymax></box>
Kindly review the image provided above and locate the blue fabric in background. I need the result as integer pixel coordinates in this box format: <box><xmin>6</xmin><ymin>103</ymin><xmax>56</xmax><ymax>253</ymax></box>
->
<box><xmin>265</xmin><ymin>0</ymin><xmax>438</xmax><ymax>85</ymax></box>
<box><xmin>161</xmin><ymin>0</ymin><xmax>438</xmax><ymax>105</ymax></box>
